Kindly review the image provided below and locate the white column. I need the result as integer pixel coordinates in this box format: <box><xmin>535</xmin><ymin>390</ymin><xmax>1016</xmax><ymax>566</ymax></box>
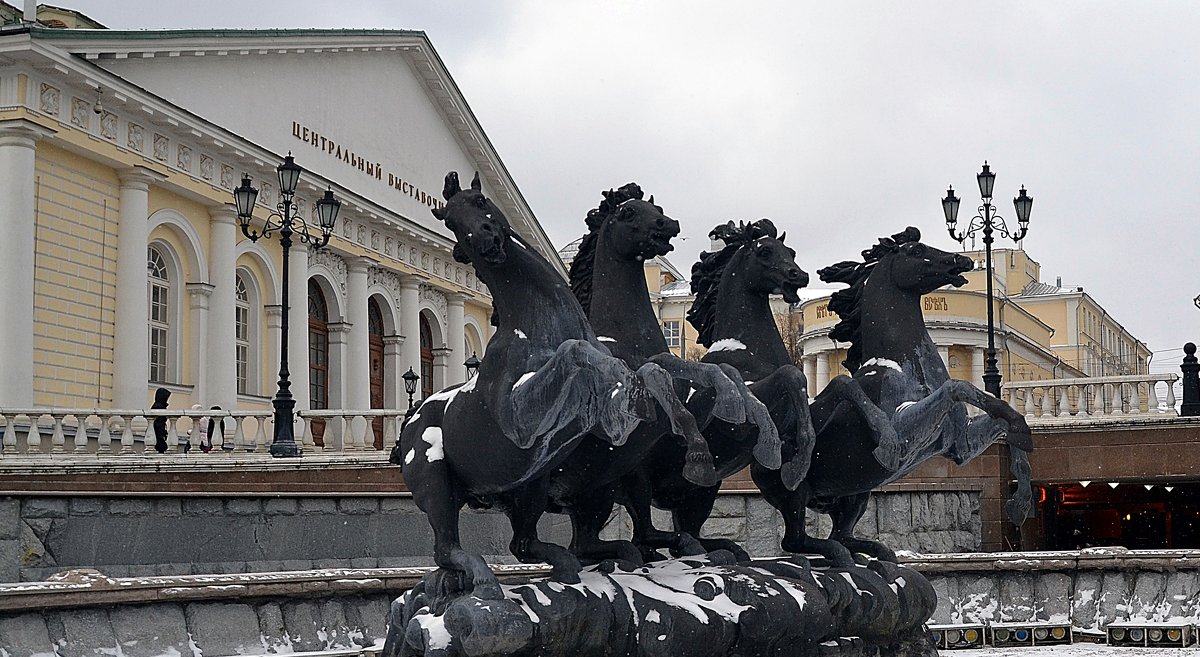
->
<box><xmin>937</xmin><ymin>345</ymin><xmax>950</xmax><ymax>371</ymax></box>
<box><xmin>446</xmin><ymin>292</ymin><xmax>466</xmax><ymax>385</ymax></box>
<box><xmin>325</xmin><ymin>321</ymin><xmax>351</xmax><ymax>447</ymax></box>
<box><xmin>345</xmin><ymin>257</ymin><xmax>373</xmax><ymax>412</ymax></box>
<box><xmin>207</xmin><ymin>205</ymin><xmax>238</xmax><ymax>410</ymax></box>
<box><xmin>971</xmin><ymin>347</ymin><xmax>986</xmax><ymax>389</ymax></box>
<box><xmin>186</xmin><ymin>283</ymin><xmax>213</xmax><ymax>402</ymax></box>
<box><xmin>113</xmin><ymin>166</ymin><xmax>165</xmax><ymax>410</ymax></box>
<box><xmin>264</xmin><ymin>305</ymin><xmax>283</xmax><ymax>395</ymax></box>
<box><xmin>383</xmin><ymin>335</ymin><xmax>404</xmax><ymax>408</ymax></box>
<box><xmin>286</xmin><ymin>242</ymin><xmax>309</xmax><ymax>411</ymax></box>
<box><xmin>815</xmin><ymin>353</ymin><xmax>831</xmax><ymax>395</ymax></box>
<box><xmin>0</xmin><ymin>120</ymin><xmax>52</xmax><ymax>407</ymax></box>
<box><xmin>803</xmin><ymin>355</ymin><xmax>817</xmax><ymax>398</ymax></box>
<box><xmin>399</xmin><ymin>274</ymin><xmax>424</xmax><ymax>379</ymax></box>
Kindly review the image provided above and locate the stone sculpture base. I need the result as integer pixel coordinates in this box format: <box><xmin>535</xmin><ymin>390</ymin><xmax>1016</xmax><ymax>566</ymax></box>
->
<box><xmin>382</xmin><ymin>554</ymin><xmax>938</xmax><ymax>657</ymax></box>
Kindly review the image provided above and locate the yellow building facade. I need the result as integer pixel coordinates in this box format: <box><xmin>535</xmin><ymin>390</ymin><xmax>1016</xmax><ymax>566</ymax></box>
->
<box><xmin>0</xmin><ymin>15</ymin><xmax>560</xmax><ymax>415</ymax></box>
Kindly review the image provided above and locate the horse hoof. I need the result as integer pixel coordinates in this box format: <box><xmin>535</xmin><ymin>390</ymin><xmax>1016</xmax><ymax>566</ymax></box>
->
<box><xmin>683</xmin><ymin>453</ymin><xmax>719</xmax><ymax>487</ymax></box>
<box><xmin>752</xmin><ymin>440</ymin><xmax>782</xmax><ymax>471</ymax></box>
<box><xmin>780</xmin><ymin>457</ymin><xmax>809</xmax><ymax>491</ymax></box>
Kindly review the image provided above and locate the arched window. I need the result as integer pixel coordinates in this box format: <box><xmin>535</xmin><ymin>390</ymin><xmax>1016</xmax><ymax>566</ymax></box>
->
<box><xmin>235</xmin><ymin>273</ymin><xmax>253</xmax><ymax>395</ymax></box>
<box><xmin>147</xmin><ymin>245</ymin><xmax>171</xmax><ymax>383</ymax></box>
<box><xmin>308</xmin><ymin>280</ymin><xmax>329</xmax><ymax>410</ymax></box>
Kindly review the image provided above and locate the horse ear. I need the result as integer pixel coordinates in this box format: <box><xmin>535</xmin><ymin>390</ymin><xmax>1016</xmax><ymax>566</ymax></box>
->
<box><xmin>779</xmin><ymin>231</ymin><xmax>787</xmax><ymax>243</ymax></box>
<box><xmin>442</xmin><ymin>172</ymin><xmax>461</xmax><ymax>201</ymax></box>
<box><xmin>648</xmin><ymin>195</ymin><xmax>654</xmax><ymax>205</ymax></box>
<box><xmin>470</xmin><ymin>172</ymin><xmax>482</xmax><ymax>192</ymax></box>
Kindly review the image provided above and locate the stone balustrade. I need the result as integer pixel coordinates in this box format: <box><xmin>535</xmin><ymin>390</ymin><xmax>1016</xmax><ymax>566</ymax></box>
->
<box><xmin>1002</xmin><ymin>373</ymin><xmax>1179</xmax><ymax>424</ymax></box>
<box><xmin>0</xmin><ymin>407</ymin><xmax>407</xmax><ymax>458</ymax></box>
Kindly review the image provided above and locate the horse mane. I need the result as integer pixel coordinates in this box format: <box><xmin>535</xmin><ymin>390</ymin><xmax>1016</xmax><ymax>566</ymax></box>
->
<box><xmin>687</xmin><ymin>219</ymin><xmax>779</xmax><ymax>347</ymax></box>
<box><xmin>567</xmin><ymin>183</ymin><xmax>646</xmax><ymax>314</ymax></box>
<box><xmin>816</xmin><ymin>226</ymin><xmax>922</xmax><ymax>372</ymax></box>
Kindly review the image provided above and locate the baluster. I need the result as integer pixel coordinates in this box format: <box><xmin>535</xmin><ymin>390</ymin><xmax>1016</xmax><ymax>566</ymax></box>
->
<box><xmin>382</xmin><ymin>415</ymin><xmax>396</xmax><ymax>452</ymax></box>
<box><xmin>1108</xmin><ymin>383</ymin><xmax>1123</xmax><ymax>416</ymax></box>
<box><xmin>141</xmin><ymin>413</ymin><xmax>157</xmax><ymax>455</ymax></box>
<box><xmin>1052</xmin><ymin>385</ymin><xmax>1066</xmax><ymax>417</ymax></box>
<box><xmin>1128</xmin><ymin>382</ymin><xmax>1142</xmax><ymax>415</ymax></box>
<box><xmin>252</xmin><ymin>416</ymin><xmax>266</xmax><ymax>452</ymax></box>
<box><xmin>168</xmin><ymin>416</ymin><xmax>182</xmax><ymax>453</ymax></box>
<box><xmin>1020</xmin><ymin>389</ymin><xmax>1033</xmax><ymax>419</ymax></box>
<box><xmin>230</xmin><ymin>416</ymin><xmax>245</xmax><ymax>453</ymax></box>
<box><xmin>26</xmin><ymin>414</ymin><xmax>43</xmax><ymax>454</ymax></box>
<box><xmin>360</xmin><ymin>413</ymin><xmax>374</xmax><ymax>451</ymax></box>
<box><xmin>300</xmin><ymin>415</ymin><xmax>314</xmax><ymax>449</ymax></box>
<box><xmin>97</xmin><ymin>416</ymin><xmax>113</xmax><ymax>454</ymax></box>
<box><xmin>119</xmin><ymin>415</ymin><xmax>136</xmax><ymax>454</ymax></box>
<box><xmin>0</xmin><ymin>414</ymin><xmax>13</xmax><ymax>455</ymax></box>
<box><xmin>50</xmin><ymin>413</ymin><xmax>66</xmax><ymax>454</ymax></box>
<box><xmin>1166</xmin><ymin>376</ymin><xmax>1179</xmax><ymax>413</ymax></box>
<box><xmin>73</xmin><ymin>415</ymin><xmax>89</xmax><ymax>453</ymax></box>
<box><xmin>1147</xmin><ymin>379</ymin><xmax>1161</xmax><ymax>413</ymax></box>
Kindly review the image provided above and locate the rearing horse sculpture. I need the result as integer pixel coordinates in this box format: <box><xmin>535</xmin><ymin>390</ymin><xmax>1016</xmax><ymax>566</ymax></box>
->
<box><xmin>568</xmin><ymin>187</ymin><xmax>784</xmax><ymax>559</ymax></box>
<box><xmin>397</xmin><ymin>172</ymin><xmax>722</xmax><ymax>599</ymax></box>
<box><xmin>754</xmin><ymin>226</ymin><xmax>1034</xmax><ymax>565</ymax></box>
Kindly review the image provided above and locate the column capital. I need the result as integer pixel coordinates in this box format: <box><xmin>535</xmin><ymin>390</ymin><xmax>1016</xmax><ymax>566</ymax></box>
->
<box><xmin>264</xmin><ymin>304</ymin><xmax>284</xmax><ymax>320</ymax></box>
<box><xmin>400</xmin><ymin>272</ymin><xmax>428</xmax><ymax>291</ymax></box>
<box><xmin>118</xmin><ymin>165</ymin><xmax>166</xmax><ymax>190</ymax></box>
<box><xmin>208</xmin><ymin>203</ymin><xmax>239</xmax><ymax>225</ymax></box>
<box><xmin>445</xmin><ymin>291</ymin><xmax>468</xmax><ymax>306</ymax></box>
<box><xmin>187</xmin><ymin>282</ymin><xmax>215</xmax><ymax>309</ymax></box>
<box><xmin>383</xmin><ymin>334</ymin><xmax>406</xmax><ymax>347</ymax></box>
<box><xmin>327</xmin><ymin>321</ymin><xmax>353</xmax><ymax>334</ymax></box>
<box><xmin>346</xmin><ymin>255</ymin><xmax>378</xmax><ymax>273</ymax></box>
<box><xmin>0</xmin><ymin>118</ymin><xmax>55</xmax><ymax>147</ymax></box>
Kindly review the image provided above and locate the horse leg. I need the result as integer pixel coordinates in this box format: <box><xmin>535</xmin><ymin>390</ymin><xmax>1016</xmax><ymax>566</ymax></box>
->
<box><xmin>619</xmin><ymin>469</ymin><xmax>703</xmax><ymax>561</ymax></box>
<box><xmin>818</xmin><ymin>375</ymin><xmax>900</xmax><ymax>471</ymax></box>
<box><xmin>569</xmin><ymin>482</ymin><xmax>644</xmax><ymax>565</ymax></box>
<box><xmin>408</xmin><ymin>458</ymin><xmax>501</xmax><ymax>600</ymax></box>
<box><xmin>942</xmin><ymin>380</ymin><xmax>1033</xmax><ymax>452</ymax></box>
<box><xmin>751</xmin><ymin>365</ymin><xmax>815</xmax><ymax>489</ymax></box>
<box><xmin>506</xmin><ymin>483</ymin><xmax>583</xmax><ymax>584</ymax></box>
<box><xmin>636</xmin><ymin>362</ymin><xmax>718</xmax><ymax>487</ymax></box>
<box><xmin>752</xmin><ymin>463</ymin><xmax>854</xmax><ymax>567</ymax></box>
<box><xmin>670</xmin><ymin>487</ymin><xmax>749</xmax><ymax>562</ymax></box>
<box><xmin>828</xmin><ymin>492</ymin><xmax>897</xmax><ymax>562</ymax></box>
<box><xmin>649</xmin><ymin>354</ymin><xmax>746</xmax><ymax>425</ymax></box>
<box><xmin>715</xmin><ymin>362</ymin><xmax>781</xmax><ymax>471</ymax></box>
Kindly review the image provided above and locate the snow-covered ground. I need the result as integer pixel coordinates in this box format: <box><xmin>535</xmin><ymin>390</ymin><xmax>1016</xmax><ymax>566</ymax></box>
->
<box><xmin>952</xmin><ymin>647</ymin><xmax>1193</xmax><ymax>656</ymax></box>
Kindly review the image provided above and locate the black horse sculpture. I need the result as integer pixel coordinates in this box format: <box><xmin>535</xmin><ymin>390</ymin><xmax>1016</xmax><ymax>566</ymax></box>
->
<box><xmin>568</xmin><ymin>188</ymin><xmax>785</xmax><ymax>559</ymax></box>
<box><xmin>618</xmin><ymin>218</ymin><xmax>820</xmax><ymax>559</ymax></box>
<box><xmin>753</xmin><ymin>226</ymin><xmax>1034</xmax><ymax>566</ymax></box>
<box><xmin>396</xmin><ymin>172</ymin><xmax>722</xmax><ymax>599</ymax></box>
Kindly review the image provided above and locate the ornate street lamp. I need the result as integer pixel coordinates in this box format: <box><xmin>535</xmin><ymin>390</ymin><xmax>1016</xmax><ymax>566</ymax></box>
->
<box><xmin>944</xmin><ymin>161</ymin><xmax>1032</xmax><ymax>397</ymax></box>
<box><xmin>403</xmin><ymin>367</ymin><xmax>421</xmax><ymax>409</ymax></box>
<box><xmin>464</xmin><ymin>353</ymin><xmax>481</xmax><ymax>379</ymax></box>
<box><xmin>233</xmin><ymin>154</ymin><xmax>340</xmax><ymax>457</ymax></box>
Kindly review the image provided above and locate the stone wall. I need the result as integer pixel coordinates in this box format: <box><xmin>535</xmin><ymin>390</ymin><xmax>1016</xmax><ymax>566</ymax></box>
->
<box><xmin>2</xmin><ymin>489</ymin><xmax>978</xmax><ymax>583</ymax></box>
<box><xmin>601</xmin><ymin>490</ymin><xmax>982</xmax><ymax>558</ymax></box>
<box><xmin>912</xmin><ymin>549</ymin><xmax>1200</xmax><ymax>631</ymax></box>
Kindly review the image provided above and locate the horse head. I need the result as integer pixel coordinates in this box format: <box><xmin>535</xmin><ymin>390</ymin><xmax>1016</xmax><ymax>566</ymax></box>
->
<box><xmin>714</xmin><ymin>219</ymin><xmax>808</xmax><ymax>304</ymax></box>
<box><xmin>432</xmin><ymin>171</ymin><xmax>514</xmax><ymax>267</ymax></box>
<box><xmin>588</xmin><ymin>183</ymin><xmax>679</xmax><ymax>262</ymax></box>
<box><xmin>868</xmin><ymin>227</ymin><xmax>972</xmax><ymax>296</ymax></box>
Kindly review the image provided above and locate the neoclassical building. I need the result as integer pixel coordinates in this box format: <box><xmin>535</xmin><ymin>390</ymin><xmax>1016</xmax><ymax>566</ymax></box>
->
<box><xmin>0</xmin><ymin>10</ymin><xmax>559</xmax><ymax>421</ymax></box>
<box><xmin>798</xmin><ymin>247</ymin><xmax>1149</xmax><ymax>395</ymax></box>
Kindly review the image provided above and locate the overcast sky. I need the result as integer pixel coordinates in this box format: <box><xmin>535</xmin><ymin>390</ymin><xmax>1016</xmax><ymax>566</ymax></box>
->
<box><xmin>63</xmin><ymin>1</ymin><xmax>1200</xmax><ymax>373</ymax></box>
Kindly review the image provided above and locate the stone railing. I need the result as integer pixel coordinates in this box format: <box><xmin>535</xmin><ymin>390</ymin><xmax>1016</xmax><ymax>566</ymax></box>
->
<box><xmin>1002</xmin><ymin>373</ymin><xmax>1179</xmax><ymax>424</ymax></box>
<box><xmin>0</xmin><ymin>407</ymin><xmax>407</xmax><ymax>458</ymax></box>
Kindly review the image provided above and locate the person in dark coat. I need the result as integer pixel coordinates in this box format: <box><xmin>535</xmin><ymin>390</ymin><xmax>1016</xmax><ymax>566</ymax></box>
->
<box><xmin>151</xmin><ymin>387</ymin><xmax>170</xmax><ymax>453</ymax></box>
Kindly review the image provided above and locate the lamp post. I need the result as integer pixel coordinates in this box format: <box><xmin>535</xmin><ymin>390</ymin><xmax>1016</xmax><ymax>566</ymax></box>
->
<box><xmin>944</xmin><ymin>161</ymin><xmax>1033</xmax><ymax>397</ymax></box>
<box><xmin>233</xmin><ymin>154</ymin><xmax>340</xmax><ymax>457</ymax></box>
<box><xmin>464</xmin><ymin>353</ymin><xmax>481</xmax><ymax>379</ymax></box>
<box><xmin>403</xmin><ymin>367</ymin><xmax>420</xmax><ymax>409</ymax></box>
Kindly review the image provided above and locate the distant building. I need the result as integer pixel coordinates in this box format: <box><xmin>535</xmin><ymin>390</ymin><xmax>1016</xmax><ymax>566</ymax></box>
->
<box><xmin>799</xmin><ymin>247</ymin><xmax>1150</xmax><ymax>395</ymax></box>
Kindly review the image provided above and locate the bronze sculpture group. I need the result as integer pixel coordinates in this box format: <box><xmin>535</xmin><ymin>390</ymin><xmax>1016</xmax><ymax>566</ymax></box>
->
<box><xmin>384</xmin><ymin>172</ymin><xmax>1034</xmax><ymax>657</ymax></box>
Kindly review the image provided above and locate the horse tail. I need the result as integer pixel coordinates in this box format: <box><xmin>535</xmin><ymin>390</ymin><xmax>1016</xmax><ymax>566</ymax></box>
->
<box><xmin>1004</xmin><ymin>446</ymin><xmax>1033</xmax><ymax>526</ymax></box>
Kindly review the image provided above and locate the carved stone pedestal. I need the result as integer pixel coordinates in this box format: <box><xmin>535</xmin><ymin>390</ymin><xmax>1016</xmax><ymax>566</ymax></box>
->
<box><xmin>382</xmin><ymin>555</ymin><xmax>938</xmax><ymax>657</ymax></box>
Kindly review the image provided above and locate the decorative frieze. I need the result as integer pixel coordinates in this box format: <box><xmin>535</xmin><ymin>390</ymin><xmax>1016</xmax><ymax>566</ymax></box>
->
<box><xmin>220</xmin><ymin>165</ymin><xmax>234</xmax><ymax>189</ymax></box>
<box><xmin>38</xmin><ymin>83</ymin><xmax>59</xmax><ymax>115</ymax></box>
<box><xmin>127</xmin><ymin>123</ymin><xmax>143</xmax><ymax>152</ymax></box>
<box><xmin>309</xmin><ymin>248</ymin><xmax>347</xmax><ymax>296</ymax></box>
<box><xmin>100</xmin><ymin>111</ymin><xmax>118</xmax><ymax>140</ymax></box>
<box><xmin>368</xmin><ymin>267</ymin><xmax>403</xmax><ymax>306</ymax></box>
<box><xmin>152</xmin><ymin>133</ymin><xmax>168</xmax><ymax>161</ymax></box>
<box><xmin>419</xmin><ymin>284</ymin><xmax>448</xmax><ymax>326</ymax></box>
<box><xmin>69</xmin><ymin>97</ymin><xmax>90</xmax><ymax>129</ymax></box>
<box><xmin>199</xmin><ymin>155</ymin><xmax>214</xmax><ymax>181</ymax></box>
<box><xmin>177</xmin><ymin>144</ymin><xmax>192</xmax><ymax>171</ymax></box>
